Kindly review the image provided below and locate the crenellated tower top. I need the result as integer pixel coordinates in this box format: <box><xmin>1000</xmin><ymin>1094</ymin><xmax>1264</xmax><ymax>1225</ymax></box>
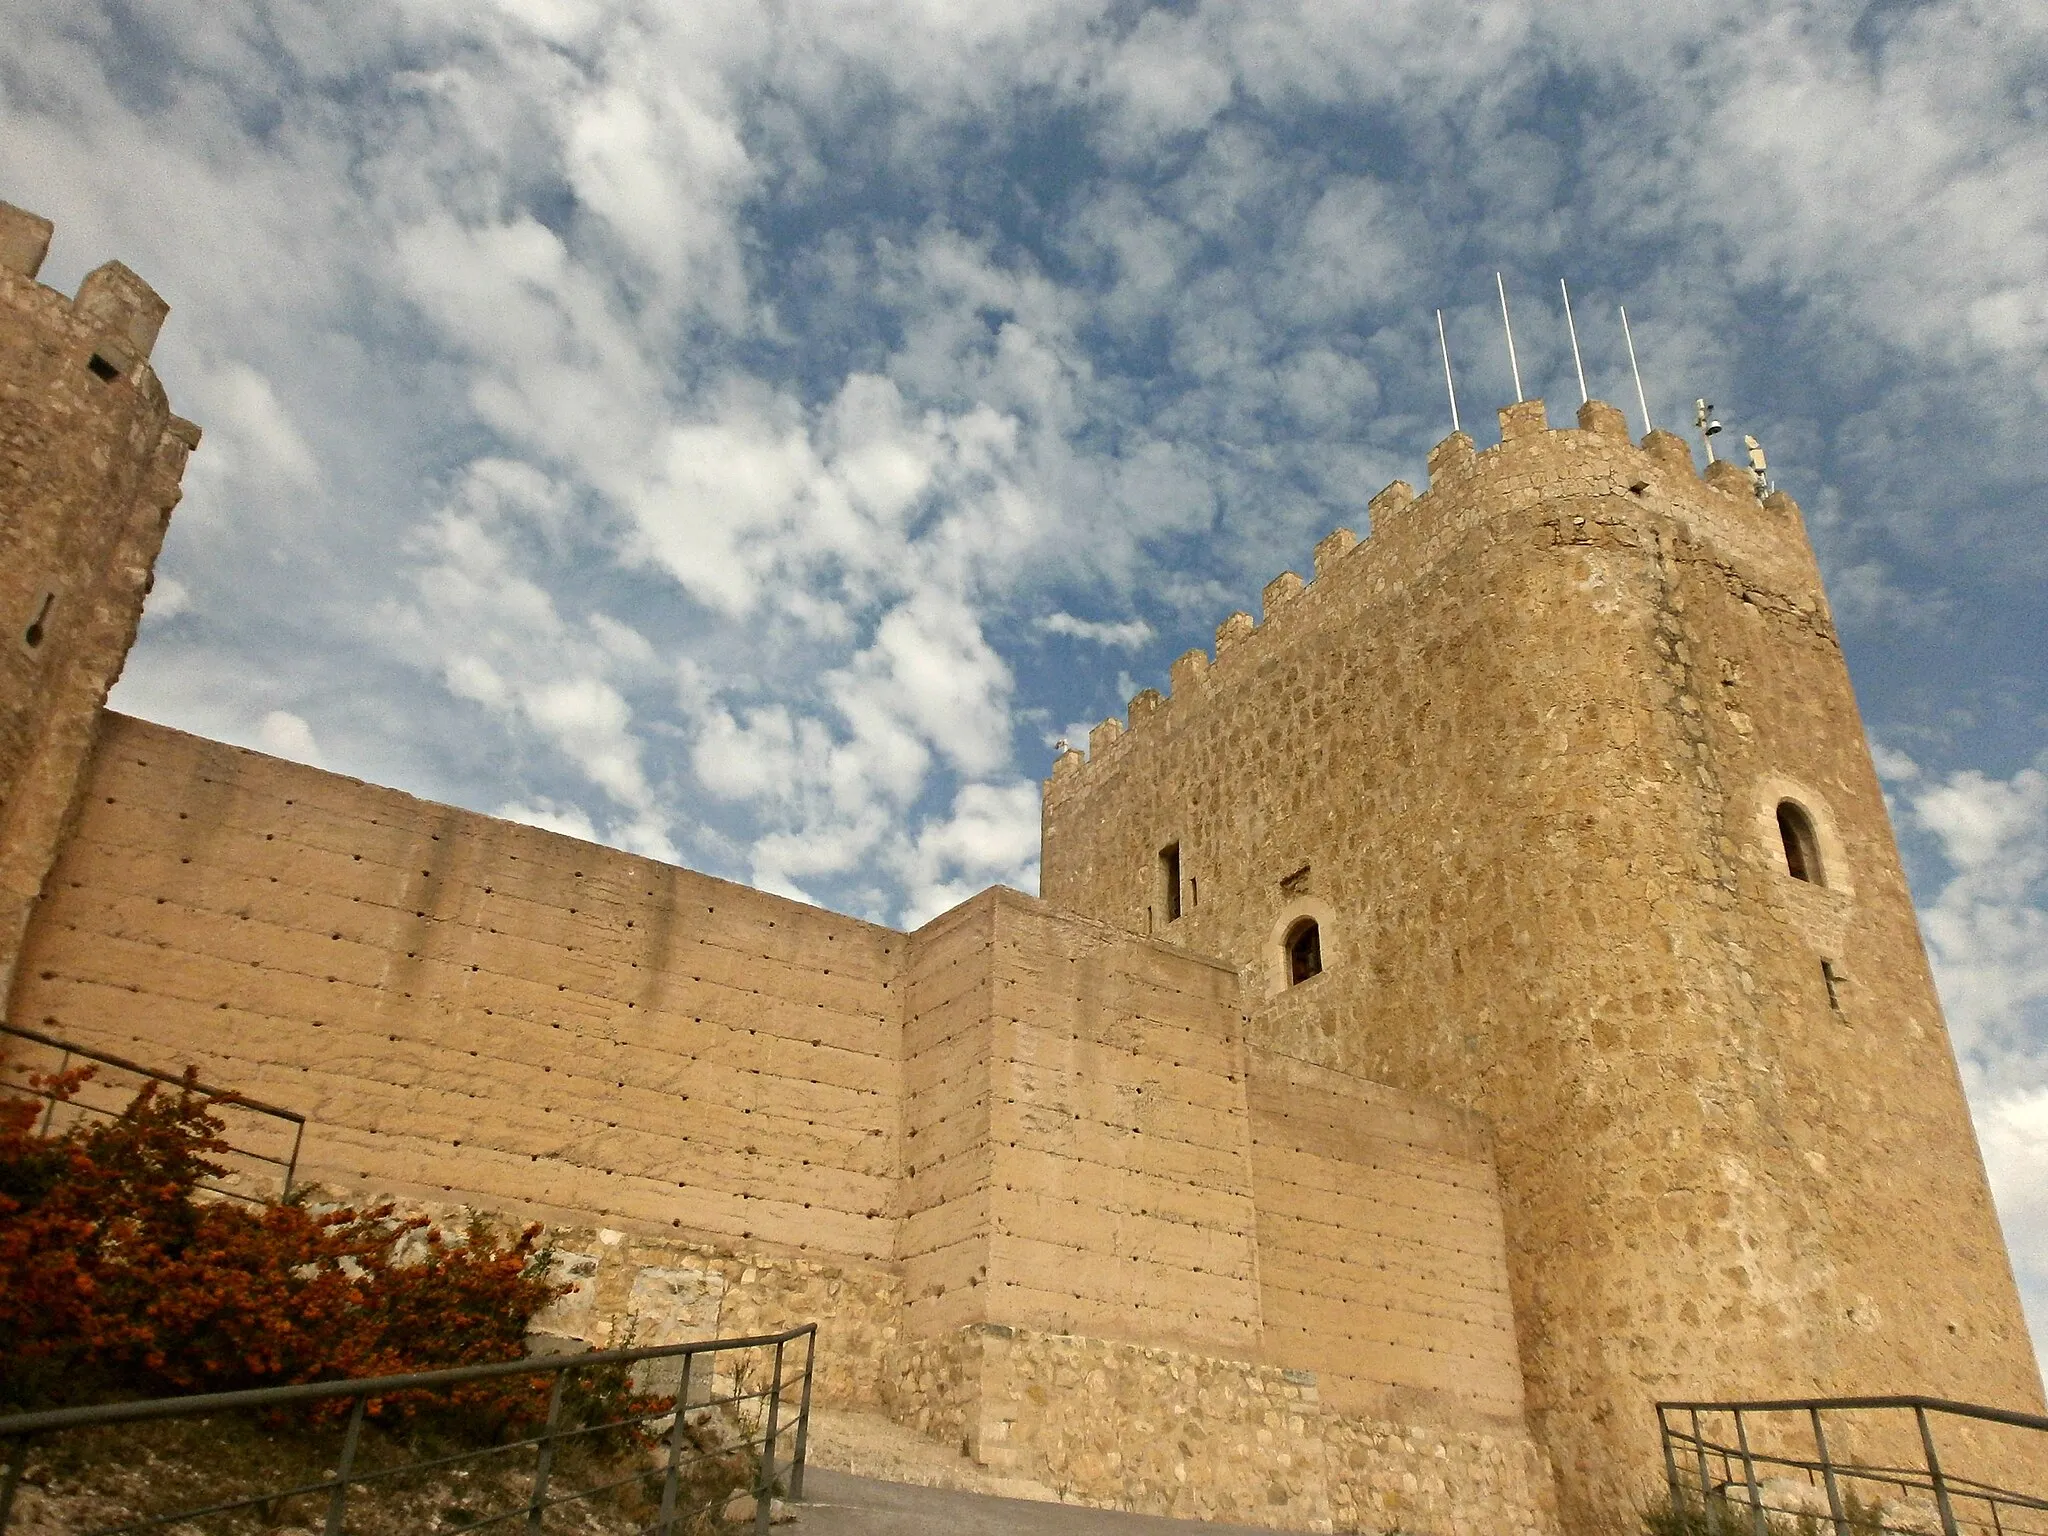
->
<box><xmin>1046</xmin><ymin>396</ymin><xmax>1818</xmax><ymax>807</ymax></box>
<box><xmin>0</xmin><ymin>201</ymin><xmax>200</xmax><ymax>1003</ymax></box>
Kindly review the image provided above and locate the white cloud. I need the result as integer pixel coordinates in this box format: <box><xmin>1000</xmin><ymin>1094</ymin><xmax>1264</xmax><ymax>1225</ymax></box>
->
<box><xmin>177</xmin><ymin>363</ymin><xmax>321</xmax><ymax>506</ymax></box>
<box><xmin>254</xmin><ymin>710</ymin><xmax>322</xmax><ymax>766</ymax></box>
<box><xmin>141</xmin><ymin>576</ymin><xmax>193</xmax><ymax>626</ymax></box>
<box><xmin>1894</xmin><ymin>756</ymin><xmax>2048</xmax><ymax>1378</ymax></box>
<box><xmin>1869</xmin><ymin>742</ymin><xmax>1921</xmax><ymax>784</ymax></box>
<box><xmin>495</xmin><ymin>799</ymin><xmax>601</xmax><ymax>844</ymax></box>
<box><xmin>1980</xmin><ymin>1088</ymin><xmax>2048</xmax><ymax>1368</ymax></box>
<box><xmin>1038</xmin><ymin>612</ymin><xmax>1154</xmax><ymax>649</ymax></box>
<box><xmin>899</xmin><ymin>778</ymin><xmax>1042</xmax><ymax>927</ymax></box>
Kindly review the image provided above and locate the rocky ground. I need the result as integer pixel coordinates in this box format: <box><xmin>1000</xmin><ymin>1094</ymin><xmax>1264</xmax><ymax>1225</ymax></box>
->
<box><xmin>2</xmin><ymin>1406</ymin><xmax>755</xmax><ymax>1536</ymax></box>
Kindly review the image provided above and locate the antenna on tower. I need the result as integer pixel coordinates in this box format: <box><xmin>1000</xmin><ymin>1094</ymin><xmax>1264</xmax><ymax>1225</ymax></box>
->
<box><xmin>1694</xmin><ymin>398</ymin><xmax>1722</xmax><ymax>463</ymax></box>
<box><xmin>1496</xmin><ymin>272</ymin><xmax>1523</xmax><ymax>403</ymax></box>
<box><xmin>1619</xmin><ymin>305</ymin><xmax>1652</xmax><ymax>434</ymax></box>
<box><xmin>1744</xmin><ymin>434</ymin><xmax>1769</xmax><ymax>498</ymax></box>
<box><xmin>1560</xmin><ymin>279</ymin><xmax>1588</xmax><ymax>405</ymax></box>
<box><xmin>1436</xmin><ymin>309</ymin><xmax>1461</xmax><ymax>435</ymax></box>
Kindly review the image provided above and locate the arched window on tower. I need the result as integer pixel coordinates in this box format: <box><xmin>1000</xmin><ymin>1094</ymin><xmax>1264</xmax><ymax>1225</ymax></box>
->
<box><xmin>1285</xmin><ymin>918</ymin><xmax>1322</xmax><ymax>985</ymax></box>
<box><xmin>1777</xmin><ymin>800</ymin><xmax>1824</xmax><ymax>885</ymax></box>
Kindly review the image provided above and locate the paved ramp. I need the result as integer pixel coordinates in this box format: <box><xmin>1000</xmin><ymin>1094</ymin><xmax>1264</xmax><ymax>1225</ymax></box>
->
<box><xmin>788</xmin><ymin>1468</ymin><xmax>1280</xmax><ymax>1535</ymax></box>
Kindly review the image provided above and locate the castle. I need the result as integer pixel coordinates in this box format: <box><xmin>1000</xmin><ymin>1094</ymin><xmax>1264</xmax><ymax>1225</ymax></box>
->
<box><xmin>4</xmin><ymin>203</ymin><xmax>2042</xmax><ymax>1534</ymax></box>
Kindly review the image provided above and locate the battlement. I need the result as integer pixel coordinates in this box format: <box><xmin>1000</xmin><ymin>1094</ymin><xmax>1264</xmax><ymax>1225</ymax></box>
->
<box><xmin>1045</xmin><ymin>396</ymin><xmax>1810</xmax><ymax>804</ymax></box>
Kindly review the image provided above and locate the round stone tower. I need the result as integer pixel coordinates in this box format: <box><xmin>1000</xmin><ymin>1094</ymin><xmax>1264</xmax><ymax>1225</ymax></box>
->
<box><xmin>0</xmin><ymin>202</ymin><xmax>199</xmax><ymax>1002</ymax></box>
<box><xmin>1041</xmin><ymin>397</ymin><xmax>2043</xmax><ymax>1527</ymax></box>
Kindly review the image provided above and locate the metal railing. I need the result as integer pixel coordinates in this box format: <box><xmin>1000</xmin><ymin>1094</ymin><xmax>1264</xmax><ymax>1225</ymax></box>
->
<box><xmin>0</xmin><ymin>1323</ymin><xmax>815</xmax><ymax>1536</ymax></box>
<box><xmin>0</xmin><ymin>1021</ymin><xmax>305</xmax><ymax>1202</ymax></box>
<box><xmin>1660</xmin><ymin>1396</ymin><xmax>2048</xmax><ymax>1536</ymax></box>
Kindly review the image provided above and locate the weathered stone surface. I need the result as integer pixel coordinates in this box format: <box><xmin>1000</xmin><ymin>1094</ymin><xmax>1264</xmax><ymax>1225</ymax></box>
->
<box><xmin>0</xmin><ymin>230</ymin><xmax>197</xmax><ymax>1008</ymax></box>
<box><xmin>1041</xmin><ymin>403</ymin><xmax>2047</xmax><ymax>1523</ymax></box>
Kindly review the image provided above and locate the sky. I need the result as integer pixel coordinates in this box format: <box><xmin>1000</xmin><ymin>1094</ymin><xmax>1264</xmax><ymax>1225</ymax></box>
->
<box><xmin>4</xmin><ymin>0</ymin><xmax>2046</xmax><ymax>1382</ymax></box>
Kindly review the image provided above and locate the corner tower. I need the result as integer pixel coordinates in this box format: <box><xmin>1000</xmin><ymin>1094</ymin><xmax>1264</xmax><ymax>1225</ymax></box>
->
<box><xmin>1042</xmin><ymin>398</ymin><xmax>2042</xmax><ymax>1524</ymax></box>
<box><xmin>0</xmin><ymin>202</ymin><xmax>199</xmax><ymax>1002</ymax></box>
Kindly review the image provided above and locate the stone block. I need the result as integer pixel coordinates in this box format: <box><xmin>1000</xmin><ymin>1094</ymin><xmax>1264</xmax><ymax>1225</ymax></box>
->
<box><xmin>0</xmin><ymin>201</ymin><xmax>53</xmax><ymax>279</ymax></box>
<box><xmin>1577</xmin><ymin>398</ymin><xmax>1630</xmax><ymax>439</ymax></box>
<box><xmin>1498</xmin><ymin>399</ymin><xmax>1548</xmax><ymax>439</ymax></box>
<box><xmin>73</xmin><ymin>260</ymin><xmax>169</xmax><ymax>360</ymax></box>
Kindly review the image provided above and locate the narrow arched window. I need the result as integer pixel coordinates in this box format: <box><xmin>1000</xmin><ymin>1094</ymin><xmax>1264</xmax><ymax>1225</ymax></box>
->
<box><xmin>1778</xmin><ymin>800</ymin><xmax>1824</xmax><ymax>885</ymax></box>
<box><xmin>1286</xmin><ymin>918</ymin><xmax>1322</xmax><ymax>985</ymax></box>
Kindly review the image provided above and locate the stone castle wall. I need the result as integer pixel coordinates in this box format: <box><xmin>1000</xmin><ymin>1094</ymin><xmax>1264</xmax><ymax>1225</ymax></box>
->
<box><xmin>12</xmin><ymin>205</ymin><xmax>2040</xmax><ymax>1534</ymax></box>
<box><xmin>0</xmin><ymin>203</ymin><xmax>200</xmax><ymax>1007</ymax></box>
<box><xmin>1040</xmin><ymin>398</ymin><xmax>2046</xmax><ymax>1523</ymax></box>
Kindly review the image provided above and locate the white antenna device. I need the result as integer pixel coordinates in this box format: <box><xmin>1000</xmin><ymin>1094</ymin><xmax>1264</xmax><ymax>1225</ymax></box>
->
<box><xmin>1496</xmin><ymin>272</ymin><xmax>1523</xmax><ymax>402</ymax></box>
<box><xmin>1694</xmin><ymin>398</ymin><xmax>1722</xmax><ymax>462</ymax></box>
<box><xmin>1560</xmin><ymin>279</ymin><xmax>1588</xmax><ymax>404</ymax></box>
<box><xmin>1619</xmin><ymin>305</ymin><xmax>1652</xmax><ymax>433</ymax></box>
<box><xmin>1436</xmin><ymin>309</ymin><xmax>1461</xmax><ymax>435</ymax></box>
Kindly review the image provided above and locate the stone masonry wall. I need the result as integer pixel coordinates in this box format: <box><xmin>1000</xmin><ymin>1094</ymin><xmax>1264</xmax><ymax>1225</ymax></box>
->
<box><xmin>7</xmin><ymin>714</ymin><xmax>908</xmax><ymax>1265</ymax></box>
<box><xmin>0</xmin><ymin>204</ymin><xmax>199</xmax><ymax>1007</ymax></box>
<box><xmin>1321</xmin><ymin>1413</ymin><xmax>1559</xmax><ymax>1536</ymax></box>
<box><xmin>886</xmin><ymin>1321</ymin><xmax>1559</xmax><ymax>1536</ymax></box>
<box><xmin>1040</xmin><ymin>398</ymin><xmax>2045</xmax><ymax>1524</ymax></box>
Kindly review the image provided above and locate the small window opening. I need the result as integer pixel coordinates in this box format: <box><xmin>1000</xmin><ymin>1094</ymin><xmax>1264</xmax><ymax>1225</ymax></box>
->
<box><xmin>1159</xmin><ymin>843</ymin><xmax>1182</xmax><ymax>922</ymax></box>
<box><xmin>1286</xmin><ymin>918</ymin><xmax>1322</xmax><ymax>986</ymax></box>
<box><xmin>1821</xmin><ymin>959</ymin><xmax>1844</xmax><ymax>1012</ymax></box>
<box><xmin>1189</xmin><ymin>876</ymin><xmax>1198</xmax><ymax>910</ymax></box>
<box><xmin>87</xmin><ymin>353</ymin><xmax>120</xmax><ymax>382</ymax></box>
<box><xmin>22</xmin><ymin>592</ymin><xmax>54</xmax><ymax>649</ymax></box>
<box><xmin>1778</xmin><ymin>800</ymin><xmax>1824</xmax><ymax>885</ymax></box>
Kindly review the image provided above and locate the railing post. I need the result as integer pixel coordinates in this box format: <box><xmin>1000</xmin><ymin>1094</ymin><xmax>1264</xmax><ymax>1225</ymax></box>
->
<box><xmin>526</xmin><ymin>1369</ymin><xmax>569</xmax><ymax>1534</ymax></box>
<box><xmin>1734</xmin><ymin>1409</ymin><xmax>1768</xmax><ymax>1536</ymax></box>
<box><xmin>0</xmin><ymin>1433</ymin><xmax>28</xmax><ymax>1534</ymax></box>
<box><xmin>1915</xmin><ymin>1404</ymin><xmax>1963</xmax><ymax>1536</ymax></box>
<box><xmin>789</xmin><ymin>1327</ymin><xmax>815</xmax><ymax>1503</ymax></box>
<box><xmin>756</xmin><ymin>1341</ymin><xmax>785</xmax><ymax>1536</ymax></box>
<box><xmin>655</xmin><ymin>1350</ymin><xmax>696</xmax><ymax>1535</ymax></box>
<box><xmin>1811</xmin><ymin>1407</ymin><xmax>1850</xmax><ymax>1536</ymax></box>
<box><xmin>323</xmin><ymin>1396</ymin><xmax>368</xmax><ymax>1536</ymax></box>
<box><xmin>1694</xmin><ymin>1409</ymin><xmax>1721</xmax><ymax>1534</ymax></box>
<box><xmin>284</xmin><ymin>1120</ymin><xmax>304</xmax><ymax>1201</ymax></box>
<box><xmin>1661</xmin><ymin>1407</ymin><xmax>1685</xmax><ymax>1521</ymax></box>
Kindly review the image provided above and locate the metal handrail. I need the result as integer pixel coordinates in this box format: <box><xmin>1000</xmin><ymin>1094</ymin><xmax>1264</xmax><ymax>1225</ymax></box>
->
<box><xmin>1662</xmin><ymin>1397</ymin><xmax>2048</xmax><ymax>1436</ymax></box>
<box><xmin>1659</xmin><ymin>1394</ymin><xmax>2048</xmax><ymax>1536</ymax></box>
<box><xmin>0</xmin><ymin>1322</ymin><xmax>817</xmax><ymax>1536</ymax></box>
<box><xmin>0</xmin><ymin>1021</ymin><xmax>306</xmax><ymax>1200</ymax></box>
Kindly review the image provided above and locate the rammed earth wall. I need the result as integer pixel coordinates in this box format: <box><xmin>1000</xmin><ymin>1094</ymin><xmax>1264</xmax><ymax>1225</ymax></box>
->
<box><xmin>11</xmin><ymin>714</ymin><xmax>908</xmax><ymax>1263</ymax></box>
<box><xmin>5</xmin><ymin>715</ymin><xmax>1551</xmax><ymax>1533</ymax></box>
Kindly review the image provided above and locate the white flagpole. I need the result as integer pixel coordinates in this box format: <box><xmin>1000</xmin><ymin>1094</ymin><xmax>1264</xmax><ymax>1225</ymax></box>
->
<box><xmin>1496</xmin><ymin>272</ymin><xmax>1523</xmax><ymax>402</ymax></box>
<box><xmin>1436</xmin><ymin>309</ymin><xmax>1461</xmax><ymax>435</ymax></box>
<box><xmin>1561</xmin><ymin>279</ymin><xmax>1588</xmax><ymax>405</ymax></box>
<box><xmin>1620</xmin><ymin>305</ymin><xmax>1652</xmax><ymax>433</ymax></box>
